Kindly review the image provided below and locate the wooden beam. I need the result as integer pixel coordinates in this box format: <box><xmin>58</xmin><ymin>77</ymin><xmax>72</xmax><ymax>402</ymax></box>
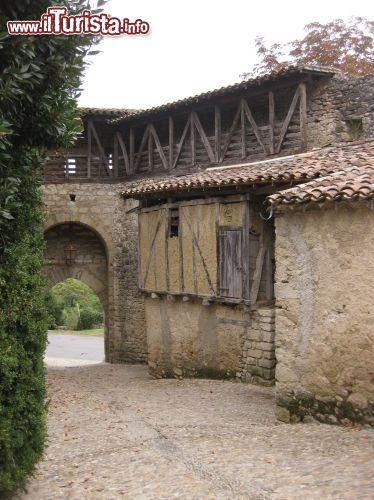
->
<box><xmin>172</xmin><ymin>115</ymin><xmax>191</xmax><ymax>169</ymax></box>
<box><xmin>275</xmin><ymin>85</ymin><xmax>300</xmax><ymax>153</ymax></box>
<box><xmin>241</xmin><ymin>99</ymin><xmax>268</xmax><ymax>154</ymax></box>
<box><xmin>190</xmin><ymin>112</ymin><xmax>196</xmax><ymax>166</ymax></box>
<box><xmin>268</xmin><ymin>91</ymin><xmax>275</xmax><ymax>155</ymax></box>
<box><xmin>134</xmin><ymin>124</ymin><xmax>150</xmax><ymax>171</ymax></box>
<box><xmin>115</xmin><ymin>131</ymin><xmax>131</xmax><ymax>174</ymax></box>
<box><xmin>113</xmin><ymin>133</ymin><xmax>119</xmax><ymax>178</ymax></box>
<box><xmin>164</xmin><ymin>209</ymin><xmax>170</xmax><ymax>291</ymax></box>
<box><xmin>88</xmin><ymin>121</ymin><xmax>111</xmax><ymax>176</ymax></box>
<box><xmin>240</xmin><ymin>104</ymin><xmax>246</xmax><ymax>159</ymax></box>
<box><xmin>220</xmin><ymin>101</ymin><xmax>241</xmax><ymax>162</ymax></box>
<box><xmin>149</xmin><ymin>124</ymin><xmax>168</xmax><ymax>170</ymax></box>
<box><xmin>179</xmin><ymin>211</ymin><xmax>184</xmax><ymax>292</ymax></box>
<box><xmin>299</xmin><ymin>82</ymin><xmax>307</xmax><ymax>151</ymax></box>
<box><xmin>169</xmin><ymin>116</ymin><xmax>174</xmax><ymax>170</ymax></box>
<box><xmin>242</xmin><ymin>201</ymin><xmax>250</xmax><ymax>299</ymax></box>
<box><xmin>142</xmin><ymin>216</ymin><xmax>162</xmax><ymax>288</ymax></box>
<box><xmin>129</xmin><ymin>127</ymin><xmax>134</xmax><ymax>173</ymax></box>
<box><xmin>148</xmin><ymin>127</ymin><xmax>153</xmax><ymax>171</ymax></box>
<box><xmin>182</xmin><ymin>212</ymin><xmax>215</xmax><ymax>294</ymax></box>
<box><xmin>214</xmin><ymin>105</ymin><xmax>221</xmax><ymax>163</ymax></box>
<box><xmin>249</xmin><ymin>232</ymin><xmax>266</xmax><ymax>304</ymax></box>
<box><xmin>191</xmin><ymin>111</ymin><xmax>215</xmax><ymax>163</ymax></box>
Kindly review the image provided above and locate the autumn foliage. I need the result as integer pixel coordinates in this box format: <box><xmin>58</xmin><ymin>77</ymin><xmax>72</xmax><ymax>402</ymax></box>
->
<box><xmin>243</xmin><ymin>17</ymin><xmax>374</xmax><ymax>79</ymax></box>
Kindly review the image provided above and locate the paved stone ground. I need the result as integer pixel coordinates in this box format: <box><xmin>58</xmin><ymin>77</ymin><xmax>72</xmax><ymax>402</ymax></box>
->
<box><xmin>18</xmin><ymin>363</ymin><xmax>374</xmax><ymax>499</ymax></box>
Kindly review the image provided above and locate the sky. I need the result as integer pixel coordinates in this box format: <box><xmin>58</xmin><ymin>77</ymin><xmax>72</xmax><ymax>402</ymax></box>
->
<box><xmin>78</xmin><ymin>0</ymin><xmax>373</xmax><ymax>110</ymax></box>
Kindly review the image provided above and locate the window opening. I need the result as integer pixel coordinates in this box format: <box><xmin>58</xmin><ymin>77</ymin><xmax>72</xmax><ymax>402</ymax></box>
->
<box><xmin>169</xmin><ymin>208</ymin><xmax>179</xmax><ymax>237</ymax></box>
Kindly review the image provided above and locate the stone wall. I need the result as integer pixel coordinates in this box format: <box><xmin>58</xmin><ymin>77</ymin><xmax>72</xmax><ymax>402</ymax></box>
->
<box><xmin>274</xmin><ymin>203</ymin><xmax>374</xmax><ymax>425</ymax></box>
<box><xmin>307</xmin><ymin>74</ymin><xmax>374</xmax><ymax>149</ymax></box>
<box><xmin>145</xmin><ymin>296</ymin><xmax>275</xmax><ymax>385</ymax></box>
<box><xmin>42</xmin><ymin>182</ymin><xmax>147</xmax><ymax>364</ymax></box>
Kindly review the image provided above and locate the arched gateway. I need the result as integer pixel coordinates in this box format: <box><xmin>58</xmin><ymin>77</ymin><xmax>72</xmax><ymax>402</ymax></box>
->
<box><xmin>42</xmin><ymin>178</ymin><xmax>147</xmax><ymax>364</ymax></box>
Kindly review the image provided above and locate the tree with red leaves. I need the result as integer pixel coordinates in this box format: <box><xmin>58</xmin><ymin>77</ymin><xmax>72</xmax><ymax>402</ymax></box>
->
<box><xmin>242</xmin><ymin>17</ymin><xmax>374</xmax><ymax>79</ymax></box>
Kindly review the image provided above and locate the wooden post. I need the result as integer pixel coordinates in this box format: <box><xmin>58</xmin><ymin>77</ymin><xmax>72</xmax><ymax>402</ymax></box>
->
<box><xmin>148</xmin><ymin>128</ymin><xmax>153</xmax><ymax>171</ymax></box>
<box><xmin>169</xmin><ymin>116</ymin><xmax>174</xmax><ymax>170</ymax></box>
<box><xmin>116</xmin><ymin>131</ymin><xmax>130</xmax><ymax>174</ymax></box>
<box><xmin>129</xmin><ymin>127</ymin><xmax>134</xmax><ymax>173</ymax></box>
<box><xmin>240</xmin><ymin>102</ymin><xmax>246</xmax><ymax>159</ymax></box>
<box><xmin>299</xmin><ymin>82</ymin><xmax>307</xmax><ymax>151</ymax></box>
<box><xmin>214</xmin><ymin>105</ymin><xmax>221</xmax><ymax>163</ymax></box>
<box><xmin>113</xmin><ymin>133</ymin><xmax>119</xmax><ymax>178</ymax></box>
<box><xmin>190</xmin><ymin>113</ymin><xmax>196</xmax><ymax>166</ymax></box>
<box><xmin>269</xmin><ymin>91</ymin><xmax>275</xmax><ymax>155</ymax></box>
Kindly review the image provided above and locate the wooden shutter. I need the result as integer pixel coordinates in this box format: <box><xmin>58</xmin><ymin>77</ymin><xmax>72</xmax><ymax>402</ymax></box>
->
<box><xmin>218</xmin><ymin>228</ymin><xmax>243</xmax><ymax>298</ymax></box>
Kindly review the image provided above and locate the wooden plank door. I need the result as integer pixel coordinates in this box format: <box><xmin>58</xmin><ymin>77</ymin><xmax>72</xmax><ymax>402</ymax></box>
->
<box><xmin>218</xmin><ymin>228</ymin><xmax>243</xmax><ymax>298</ymax></box>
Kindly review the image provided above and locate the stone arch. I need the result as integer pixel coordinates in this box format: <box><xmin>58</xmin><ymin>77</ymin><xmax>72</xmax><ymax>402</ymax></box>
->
<box><xmin>44</xmin><ymin>221</ymin><xmax>109</xmax><ymax>359</ymax></box>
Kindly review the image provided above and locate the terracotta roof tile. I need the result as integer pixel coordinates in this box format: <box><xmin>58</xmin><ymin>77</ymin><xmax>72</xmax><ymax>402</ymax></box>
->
<box><xmin>268</xmin><ymin>165</ymin><xmax>374</xmax><ymax>208</ymax></box>
<box><xmin>121</xmin><ymin>140</ymin><xmax>374</xmax><ymax>202</ymax></box>
<box><xmin>113</xmin><ymin>66</ymin><xmax>336</xmax><ymax>124</ymax></box>
<box><xmin>79</xmin><ymin>107</ymin><xmax>137</xmax><ymax>117</ymax></box>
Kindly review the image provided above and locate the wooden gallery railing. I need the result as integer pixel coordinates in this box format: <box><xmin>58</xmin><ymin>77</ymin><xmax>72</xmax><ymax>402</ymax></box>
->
<box><xmin>43</xmin><ymin>82</ymin><xmax>308</xmax><ymax>183</ymax></box>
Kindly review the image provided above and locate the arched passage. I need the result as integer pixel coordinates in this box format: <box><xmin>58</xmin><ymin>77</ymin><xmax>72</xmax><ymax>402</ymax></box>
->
<box><xmin>43</xmin><ymin>222</ymin><xmax>109</xmax><ymax>359</ymax></box>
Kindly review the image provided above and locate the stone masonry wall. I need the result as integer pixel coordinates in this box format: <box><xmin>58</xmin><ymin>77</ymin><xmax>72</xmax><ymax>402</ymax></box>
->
<box><xmin>42</xmin><ymin>182</ymin><xmax>147</xmax><ymax>364</ymax></box>
<box><xmin>145</xmin><ymin>296</ymin><xmax>275</xmax><ymax>385</ymax></box>
<box><xmin>274</xmin><ymin>203</ymin><xmax>374</xmax><ymax>426</ymax></box>
<box><xmin>307</xmin><ymin>74</ymin><xmax>374</xmax><ymax>149</ymax></box>
<box><xmin>238</xmin><ymin>307</ymin><xmax>275</xmax><ymax>387</ymax></box>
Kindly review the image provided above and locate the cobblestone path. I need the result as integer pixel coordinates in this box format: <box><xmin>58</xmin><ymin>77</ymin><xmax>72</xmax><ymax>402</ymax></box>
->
<box><xmin>19</xmin><ymin>363</ymin><xmax>374</xmax><ymax>499</ymax></box>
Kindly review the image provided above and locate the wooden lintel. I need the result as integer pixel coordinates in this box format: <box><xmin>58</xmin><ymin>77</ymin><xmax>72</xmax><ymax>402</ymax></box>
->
<box><xmin>275</xmin><ymin>85</ymin><xmax>300</xmax><ymax>153</ymax></box>
<box><xmin>191</xmin><ymin>111</ymin><xmax>215</xmax><ymax>163</ymax></box>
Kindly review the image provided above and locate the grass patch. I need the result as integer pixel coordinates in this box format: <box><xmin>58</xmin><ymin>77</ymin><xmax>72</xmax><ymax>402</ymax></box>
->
<box><xmin>48</xmin><ymin>328</ymin><xmax>104</xmax><ymax>337</ymax></box>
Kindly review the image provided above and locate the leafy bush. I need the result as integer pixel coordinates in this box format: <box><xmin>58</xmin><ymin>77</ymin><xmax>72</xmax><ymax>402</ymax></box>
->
<box><xmin>48</xmin><ymin>278</ymin><xmax>104</xmax><ymax>330</ymax></box>
<box><xmin>0</xmin><ymin>1</ymin><xmax>104</xmax><ymax>495</ymax></box>
<box><xmin>77</xmin><ymin>307</ymin><xmax>104</xmax><ymax>330</ymax></box>
<box><xmin>45</xmin><ymin>292</ymin><xmax>65</xmax><ymax>329</ymax></box>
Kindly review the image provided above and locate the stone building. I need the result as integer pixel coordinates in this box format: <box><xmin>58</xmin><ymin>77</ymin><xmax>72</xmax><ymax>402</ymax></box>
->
<box><xmin>43</xmin><ymin>66</ymin><xmax>374</xmax><ymax>425</ymax></box>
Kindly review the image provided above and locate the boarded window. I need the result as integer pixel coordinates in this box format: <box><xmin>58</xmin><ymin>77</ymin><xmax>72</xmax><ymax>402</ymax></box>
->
<box><xmin>218</xmin><ymin>227</ymin><xmax>243</xmax><ymax>298</ymax></box>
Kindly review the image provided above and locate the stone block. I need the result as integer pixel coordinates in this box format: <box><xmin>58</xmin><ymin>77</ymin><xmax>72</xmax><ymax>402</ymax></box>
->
<box><xmin>247</xmin><ymin>349</ymin><xmax>263</xmax><ymax>359</ymax></box>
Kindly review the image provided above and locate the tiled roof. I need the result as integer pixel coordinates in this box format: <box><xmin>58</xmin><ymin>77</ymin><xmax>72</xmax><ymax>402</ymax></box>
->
<box><xmin>113</xmin><ymin>66</ymin><xmax>336</xmax><ymax>124</ymax></box>
<box><xmin>268</xmin><ymin>165</ymin><xmax>374</xmax><ymax>208</ymax></box>
<box><xmin>79</xmin><ymin>107</ymin><xmax>137</xmax><ymax>117</ymax></box>
<box><xmin>121</xmin><ymin>140</ymin><xmax>374</xmax><ymax>201</ymax></box>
